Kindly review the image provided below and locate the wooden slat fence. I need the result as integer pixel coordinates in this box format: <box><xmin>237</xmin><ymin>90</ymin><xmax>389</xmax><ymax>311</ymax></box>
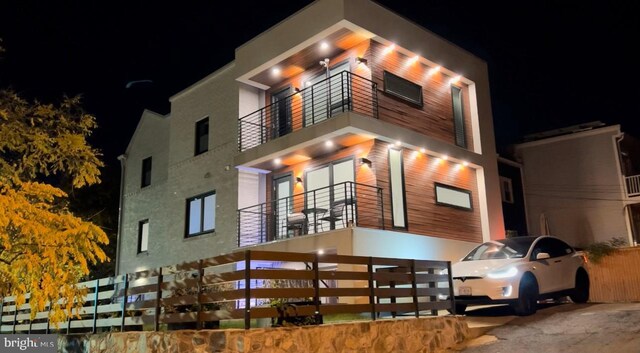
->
<box><xmin>0</xmin><ymin>250</ymin><xmax>454</xmax><ymax>333</ymax></box>
<box><xmin>586</xmin><ymin>247</ymin><xmax>640</xmax><ymax>302</ymax></box>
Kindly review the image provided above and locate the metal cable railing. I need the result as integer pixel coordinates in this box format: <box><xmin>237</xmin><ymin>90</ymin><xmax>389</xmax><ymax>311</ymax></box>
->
<box><xmin>237</xmin><ymin>181</ymin><xmax>384</xmax><ymax>247</ymax></box>
<box><xmin>238</xmin><ymin>71</ymin><xmax>378</xmax><ymax>152</ymax></box>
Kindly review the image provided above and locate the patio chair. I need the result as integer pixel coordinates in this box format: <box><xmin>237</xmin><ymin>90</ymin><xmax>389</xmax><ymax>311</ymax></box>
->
<box><xmin>284</xmin><ymin>212</ymin><xmax>307</xmax><ymax>237</ymax></box>
<box><xmin>318</xmin><ymin>200</ymin><xmax>346</xmax><ymax>231</ymax></box>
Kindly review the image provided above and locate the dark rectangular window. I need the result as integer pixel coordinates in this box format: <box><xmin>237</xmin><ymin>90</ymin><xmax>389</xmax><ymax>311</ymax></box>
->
<box><xmin>388</xmin><ymin>148</ymin><xmax>407</xmax><ymax>229</ymax></box>
<box><xmin>435</xmin><ymin>183</ymin><xmax>472</xmax><ymax>211</ymax></box>
<box><xmin>451</xmin><ymin>86</ymin><xmax>466</xmax><ymax>148</ymax></box>
<box><xmin>138</xmin><ymin>220</ymin><xmax>149</xmax><ymax>253</ymax></box>
<box><xmin>141</xmin><ymin>157</ymin><xmax>152</xmax><ymax>187</ymax></box>
<box><xmin>195</xmin><ymin>117</ymin><xmax>209</xmax><ymax>155</ymax></box>
<box><xmin>186</xmin><ymin>191</ymin><xmax>216</xmax><ymax>237</ymax></box>
<box><xmin>383</xmin><ymin>71</ymin><xmax>423</xmax><ymax>106</ymax></box>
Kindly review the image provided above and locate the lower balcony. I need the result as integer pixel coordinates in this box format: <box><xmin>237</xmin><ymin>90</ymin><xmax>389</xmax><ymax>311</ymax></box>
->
<box><xmin>237</xmin><ymin>181</ymin><xmax>384</xmax><ymax>247</ymax></box>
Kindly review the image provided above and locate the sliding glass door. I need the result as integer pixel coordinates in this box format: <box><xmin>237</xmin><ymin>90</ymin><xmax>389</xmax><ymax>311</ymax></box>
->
<box><xmin>304</xmin><ymin>159</ymin><xmax>355</xmax><ymax>232</ymax></box>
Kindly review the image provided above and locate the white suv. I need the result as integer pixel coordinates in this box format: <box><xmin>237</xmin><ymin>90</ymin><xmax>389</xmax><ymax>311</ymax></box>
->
<box><xmin>451</xmin><ymin>236</ymin><xmax>589</xmax><ymax>316</ymax></box>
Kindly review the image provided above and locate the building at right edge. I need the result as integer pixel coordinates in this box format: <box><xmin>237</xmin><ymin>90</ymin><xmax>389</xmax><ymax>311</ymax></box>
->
<box><xmin>513</xmin><ymin>123</ymin><xmax>640</xmax><ymax>247</ymax></box>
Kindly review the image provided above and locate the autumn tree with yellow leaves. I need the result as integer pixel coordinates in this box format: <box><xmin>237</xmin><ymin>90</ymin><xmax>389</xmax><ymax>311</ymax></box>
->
<box><xmin>0</xmin><ymin>88</ymin><xmax>109</xmax><ymax>324</ymax></box>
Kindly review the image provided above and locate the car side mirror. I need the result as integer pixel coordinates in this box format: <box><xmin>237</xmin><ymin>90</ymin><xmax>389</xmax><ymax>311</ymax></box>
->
<box><xmin>536</xmin><ymin>252</ymin><xmax>551</xmax><ymax>260</ymax></box>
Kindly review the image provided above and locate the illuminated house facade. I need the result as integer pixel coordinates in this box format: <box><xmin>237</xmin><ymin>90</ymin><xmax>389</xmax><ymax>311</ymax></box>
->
<box><xmin>116</xmin><ymin>0</ymin><xmax>505</xmax><ymax>275</ymax></box>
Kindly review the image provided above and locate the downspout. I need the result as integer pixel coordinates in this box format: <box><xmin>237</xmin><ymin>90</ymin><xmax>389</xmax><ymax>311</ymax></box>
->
<box><xmin>614</xmin><ymin>133</ymin><xmax>635</xmax><ymax>245</ymax></box>
<box><xmin>115</xmin><ymin>154</ymin><xmax>127</xmax><ymax>275</ymax></box>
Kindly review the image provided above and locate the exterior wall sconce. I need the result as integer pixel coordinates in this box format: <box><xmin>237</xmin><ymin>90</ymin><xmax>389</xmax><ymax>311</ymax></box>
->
<box><xmin>296</xmin><ymin>177</ymin><xmax>303</xmax><ymax>184</ymax></box>
<box><xmin>355</xmin><ymin>57</ymin><xmax>368</xmax><ymax>65</ymax></box>
<box><xmin>360</xmin><ymin>157</ymin><xmax>372</xmax><ymax>167</ymax></box>
<box><xmin>294</xmin><ymin>87</ymin><xmax>301</xmax><ymax>93</ymax></box>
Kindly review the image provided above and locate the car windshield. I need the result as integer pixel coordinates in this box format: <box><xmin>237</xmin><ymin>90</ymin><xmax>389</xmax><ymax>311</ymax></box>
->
<box><xmin>462</xmin><ymin>237</ymin><xmax>537</xmax><ymax>261</ymax></box>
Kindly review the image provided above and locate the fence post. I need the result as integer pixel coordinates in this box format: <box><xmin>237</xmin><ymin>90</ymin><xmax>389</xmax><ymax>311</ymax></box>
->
<box><xmin>92</xmin><ymin>279</ymin><xmax>100</xmax><ymax>333</ymax></box>
<box><xmin>0</xmin><ymin>297</ymin><xmax>4</xmax><ymax>333</ymax></box>
<box><xmin>237</xmin><ymin>210</ymin><xmax>241</xmax><ymax>247</ymax></box>
<box><xmin>12</xmin><ymin>298</ymin><xmax>18</xmax><ymax>333</ymax></box>
<box><xmin>411</xmin><ymin>260</ymin><xmax>419</xmax><ymax>318</ymax></box>
<box><xmin>120</xmin><ymin>274</ymin><xmax>129</xmax><ymax>332</ymax></box>
<box><xmin>446</xmin><ymin>261</ymin><xmax>457</xmax><ymax>315</ymax></box>
<box><xmin>244</xmin><ymin>250</ymin><xmax>251</xmax><ymax>330</ymax></box>
<box><xmin>154</xmin><ymin>268</ymin><xmax>163</xmax><ymax>331</ymax></box>
<box><xmin>196</xmin><ymin>260</ymin><xmax>204</xmax><ymax>330</ymax></box>
<box><xmin>367</xmin><ymin>257</ymin><xmax>376</xmax><ymax>321</ymax></box>
<box><xmin>45</xmin><ymin>305</ymin><xmax>51</xmax><ymax>334</ymax></box>
<box><xmin>427</xmin><ymin>268</ymin><xmax>438</xmax><ymax>316</ymax></box>
<box><xmin>28</xmin><ymin>298</ymin><xmax>33</xmax><ymax>334</ymax></box>
<box><xmin>312</xmin><ymin>253</ymin><xmax>322</xmax><ymax>325</ymax></box>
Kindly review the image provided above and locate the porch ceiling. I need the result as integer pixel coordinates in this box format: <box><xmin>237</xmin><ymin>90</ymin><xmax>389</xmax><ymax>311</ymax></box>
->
<box><xmin>239</xmin><ymin>128</ymin><xmax>375</xmax><ymax>172</ymax></box>
<box><xmin>247</xmin><ymin>28</ymin><xmax>369</xmax><ymax>88</ymax></box>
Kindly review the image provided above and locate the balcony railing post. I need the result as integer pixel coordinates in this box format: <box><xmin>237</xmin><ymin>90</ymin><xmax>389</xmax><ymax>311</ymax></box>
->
<box><xmin>237</xmin><ymin>210</ymin><xmax>241</xmax><ymax>247</ymax></box>
<box><xmin>311</xmin><ymin>86</ymin><xmax>315</xmax><ymax>125</ymax></box>
<box><xmin>341</xmin><ymin>72</ymin><xmax>345</xmax><ymax>113</ymax></box>
<box><xmin>260</xmin><ymin>110</ymin><xmax>264</xmax><ymax>144</ymax></box>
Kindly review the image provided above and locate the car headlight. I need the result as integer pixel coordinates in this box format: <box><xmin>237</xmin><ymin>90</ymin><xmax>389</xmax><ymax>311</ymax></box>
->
<box><xmin>486</xmin><ymin>267</ymin><xmax>518</xmax><ymax>279</ymax></box>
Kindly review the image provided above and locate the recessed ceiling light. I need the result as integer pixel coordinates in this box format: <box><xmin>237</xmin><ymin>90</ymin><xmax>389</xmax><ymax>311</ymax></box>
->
<box><xmin>408</xmin><ymin>55</ymin><xmax>419</xmax><ymax>64</ymax></box>
<box><xmin>274</xmin><ymin>158</ymin><xmax>281</xmax><ymax>165</ymax></box>
<box><xmin>427</xmin><ymin>66</ymin><xmax>441</xmax><ymax>76</ymax></box>
<box><xmin>317</xmin><ymin>249</ymin><xmax>324</xmax><ymax>255</ymax></box>
<box><xmin>383</xmin><ymin>43</ymin><xmax>395</xmax><ymax>55</ymax></box>
<box><xmin>449</xmin><ymin>75</ymin><xmax>461</xmax><ymax>84</ymax></box>
<box><xmin>442</xmin><ymin>155</ymin><xmax>449</xmax><ymax>160</ymax></box>
<box><xmin>463</xmin><ymin>161</ymin><xmax>469</xmax><ymax>166</ymax></box>
<box><xmin>420</xmin><ymin>148</ymin><xmax>426</xmax><ymax>153</ymax></box>
<box><xmin>395</xmin><ymin>141</ymin><xmax>402</xmax><ymax>147</ymax></box>
<box><xmin>320</xmin><ymin>41</ymin><xmax>329</xmax><ymax>50</ymax></box>
<box><xmin>271</xmin><ymin>67</ymin><xmax>281</xmax><ymax>76</ymax></box>
<box><xmin>325</xmin><ymin>140</ymin><xmax>334</xmax><ymax>147</ymax></box>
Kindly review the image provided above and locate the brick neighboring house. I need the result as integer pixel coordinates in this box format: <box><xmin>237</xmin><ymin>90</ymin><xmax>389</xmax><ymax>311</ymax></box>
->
<box><xmin>115</xmin><ymin>0</ymin><xmax>505</xmax><ymax>275</ymax></box>
<box><xmin>513</xmin><ymin>123</ymin><xmax>640</xmax><ymax>248</ymax></box>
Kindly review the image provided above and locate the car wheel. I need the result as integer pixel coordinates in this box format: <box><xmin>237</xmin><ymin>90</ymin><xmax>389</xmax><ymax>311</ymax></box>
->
<box><xmin>512</xmin><ymin>274</ymin><xmax>539</xmax><ymax>316</ymax></box>
<box><xmin>569</xmin><ymin>268</ymin><xmax>590</xmax><ymax>303</ymax></box>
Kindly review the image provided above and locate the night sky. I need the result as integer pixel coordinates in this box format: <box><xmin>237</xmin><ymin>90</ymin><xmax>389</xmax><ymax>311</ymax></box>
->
<box><xmin>1</xmin><ymin>0</ymin><xmax>639</xmax><ymax>173</ymax></box>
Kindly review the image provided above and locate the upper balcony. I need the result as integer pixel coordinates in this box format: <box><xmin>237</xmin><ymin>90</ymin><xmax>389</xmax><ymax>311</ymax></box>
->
<box><xmin>626</xmin><ymin>175</ymin><xmax>640</xmax><ymax>197</ymax></box>
<box><xmin>238</xmin><ymin>71</ymin><xmax>378</xmax><ymax>152</ymax></box>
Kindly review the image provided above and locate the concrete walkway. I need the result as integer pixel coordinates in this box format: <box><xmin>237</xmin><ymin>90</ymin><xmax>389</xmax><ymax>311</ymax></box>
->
<box><xmin>447</xmin><ymin>303</ymin><xmax>640</xmax><ymax>353</ymax></box>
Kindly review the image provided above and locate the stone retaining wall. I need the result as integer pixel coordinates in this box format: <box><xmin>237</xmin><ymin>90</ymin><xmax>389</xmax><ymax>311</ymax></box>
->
<box><xmin>58</xmin><ymin>316</ymin><xmax>468</xmax><ymax>353</ymax></box>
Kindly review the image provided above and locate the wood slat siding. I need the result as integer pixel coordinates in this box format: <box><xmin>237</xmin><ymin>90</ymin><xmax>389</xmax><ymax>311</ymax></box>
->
<box><xmin>369</xmin><ymin>140</ymin><xmax>482</xmax><ymax>242</ymax></box>
<box><xmin>368</xmin><ymin>41</ymin><xmax>474</xmax><ymax>149</ymax></box>
<box><xmin>587</xmin><ymin>247</ymin><xmax>640</xmax><ymax>302</ymax></box>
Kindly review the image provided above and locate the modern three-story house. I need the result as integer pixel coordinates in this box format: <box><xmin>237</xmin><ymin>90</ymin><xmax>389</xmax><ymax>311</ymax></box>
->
<box><xmin>116</xmin><ymin>0</ymin><xmax>505</xmax><ymax>275</ymax></box>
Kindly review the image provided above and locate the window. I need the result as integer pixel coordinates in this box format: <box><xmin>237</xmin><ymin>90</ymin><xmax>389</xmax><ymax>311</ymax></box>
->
<box><xmin>195</xmin><ymin>117</ymin><xmax>209</xmax><ymax>155</ymax></box>
<box><xmin>141</xmin><ymin>157</ymin><xmax>152</xmax><ymax>188</ymax></box>
<box><xmin>186</xmin><ymin>191</ymin><xmax>216</xmax><ymax>237</ymax></box>
<box><xmin>531</xmin><ymin>238</ymin><xmax>574</xmax><ymax>260</ymax></box>
<box><xmin>138</xmin><ymin>220</ymin><xmax>149</xmax><ymax>253</ymax></box>
<box><xmin>383</xmin><ymin>71</ymin><xmax>423</xmax><ymax>106</ymax></box>
<box><xmin>388</xmin><ymin>148</ymin><xmax>407</xmax><ymax>228</ymax></box>
<box><xmin>435</xmin><ymin>183</ymin><xmax>472</xmax><ymax>210</ymax></box>
<box><xmin>500</xmin><ymin>177</ymin><xmax>514</xmax><ymax>204</ymax></box>
<box><xmin>451</xmin><ymin>85</ymin><xmax>466</xmax><ymax>148</ymax></box>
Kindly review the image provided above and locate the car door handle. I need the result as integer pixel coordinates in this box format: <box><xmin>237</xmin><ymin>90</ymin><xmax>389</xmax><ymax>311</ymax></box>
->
<box><xmin>554</xmin><ymin>260</ymin><xmax>562</xmax><ymax>263</ymax></box>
